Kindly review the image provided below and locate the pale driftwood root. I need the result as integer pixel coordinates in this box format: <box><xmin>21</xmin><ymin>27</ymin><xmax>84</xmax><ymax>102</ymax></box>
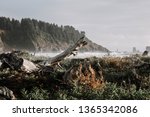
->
<box><xmin>0</xmin><ymin>86</ymin><xmax>16</xmax><ymax>100</ymax></box>
<box><xmin>63</xmin><ymin>61</ymin><xmax>104</xmax><ymax>89</ymax></box>
<box><xmin>21</xmin><ymin>59</ymin><xmax>39</xmax><ymax>73</ymax></box>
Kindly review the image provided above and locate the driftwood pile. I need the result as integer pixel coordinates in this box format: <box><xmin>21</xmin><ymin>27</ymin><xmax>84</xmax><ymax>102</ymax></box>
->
<box><xmin>0</xmin><ymin>36</ymin><xmax>102</xmax><ymax>99</ymax></box>
<box><xmin>0</xmin><ymin>36</ymin><xmax>149</xmax><ymax>99</ymax></box>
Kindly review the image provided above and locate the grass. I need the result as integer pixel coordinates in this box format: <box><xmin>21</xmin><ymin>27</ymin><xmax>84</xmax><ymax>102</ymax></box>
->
<box><xmin>0</xmin><ymin>56</ymin><xmax>150</xmax><ymax>100</ymax></box>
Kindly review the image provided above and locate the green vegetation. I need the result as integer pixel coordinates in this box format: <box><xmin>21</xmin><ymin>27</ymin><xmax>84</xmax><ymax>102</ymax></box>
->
<box><xmin>0</xmin><ymin>17</ymin><xmax>108</xmax><ymax>52</ymax></box>
<box><xmin>0</xmin><ymin>56</ymin><xmax>149</xmax><ymax>100</ymax></box>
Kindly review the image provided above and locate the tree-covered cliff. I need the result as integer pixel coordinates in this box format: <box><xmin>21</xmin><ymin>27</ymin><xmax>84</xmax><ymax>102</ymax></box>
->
<box><xmin>0</xmin><ymin>17</ymin><xmax>109</xmax><ymax>52</ymax></box>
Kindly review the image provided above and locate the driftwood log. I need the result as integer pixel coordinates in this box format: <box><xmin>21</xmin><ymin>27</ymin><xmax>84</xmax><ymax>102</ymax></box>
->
<box><xmin>47</xmin><ymin>36</ymin><xmax>87</xmax><ymax>66</ymax></box>
<box><xmin>0</xmin><ymin>36</ymin><xmax>87</xmax><ymax>72</ymax></box>
<box><xmin>0</xmin><ymin>52</ymin><xmax>38</xmax><ymax>73</ymax></box>
<box><xmin>0</xmin><ymin>36</ymin><xmax>88</xmax><ymax>99</ymax></box>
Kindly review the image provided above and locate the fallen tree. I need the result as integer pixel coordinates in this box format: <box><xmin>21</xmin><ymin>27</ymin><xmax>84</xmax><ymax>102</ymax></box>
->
<box><xmin>1</xmin><ymin>36</ymin><xmax>149</xmax><ymax>100</ymax></box>
<box><xmin>0</xmin><ymin>53</ymin><xmax>149</xmax><ymax>99</ymax></box>
<box><xmin>0</xmin><ymin>36</ymin><xmax>87</xmax><ymax>72</ymax></box>
<box><xmin>46</xmin><ymin>36</ymin><xmax>87</xmax><ymax>66</ymax></box>
<box><xmin>0</xmin><ymin>36</ymin><xmax>88</xmax><ymax>99</ymax></box>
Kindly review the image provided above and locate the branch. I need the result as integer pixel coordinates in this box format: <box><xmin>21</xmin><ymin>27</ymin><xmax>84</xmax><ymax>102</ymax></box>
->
<box><xmin>47</xmin><ymin>36</ymin><xmax>87</xmax><ymax>65</ymax></box>
<box><xmin>0</xmin><ymin>36</ymin><xmax>87</xmax><ymax>72</ymax></box>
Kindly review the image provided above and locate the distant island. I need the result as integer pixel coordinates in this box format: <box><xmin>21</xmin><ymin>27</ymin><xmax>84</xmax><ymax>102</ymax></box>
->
<box><xmin>0</xmin><ymin>17</ymin><xmax>109</xmax><ymax>52</ymax></box>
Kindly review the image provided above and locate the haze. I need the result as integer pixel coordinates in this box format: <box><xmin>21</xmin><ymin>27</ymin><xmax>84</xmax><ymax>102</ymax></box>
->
<box><xmin>0</xmin><ymin>0</ymin><xmax>150</xmax><ymax>52</ymax></box>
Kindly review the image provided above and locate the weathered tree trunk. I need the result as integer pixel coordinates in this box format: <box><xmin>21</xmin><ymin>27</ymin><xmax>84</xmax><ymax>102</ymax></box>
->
<box><xmin>0</xmin><ymin>36</ymin><xmax>87</xmax><ymax>72</ymax></box>
<box><xmin>47</xmin><ymin>36</ymin><xmax>87</xmax><ymax>66</ymax></box>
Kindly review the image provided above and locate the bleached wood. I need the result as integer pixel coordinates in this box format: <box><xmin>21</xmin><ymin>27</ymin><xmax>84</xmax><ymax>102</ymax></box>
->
<box><xmin>47</xmin><ymin>36</ymin><xmax>87</xmax><ymax>65</ymax></box>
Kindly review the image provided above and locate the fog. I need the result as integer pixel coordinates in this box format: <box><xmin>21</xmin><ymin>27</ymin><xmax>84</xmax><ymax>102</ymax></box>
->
<box><xmin>35</xmin><ymin>51</ymin><xmax>133</xmax><ymax>58</ymax></box>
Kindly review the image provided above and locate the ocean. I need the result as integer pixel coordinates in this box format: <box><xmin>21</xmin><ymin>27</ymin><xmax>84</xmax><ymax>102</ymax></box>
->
<box><xmin>34</xmin><ymin>51</ymin><xmax>133</xmax><ymax>58</ymax></box>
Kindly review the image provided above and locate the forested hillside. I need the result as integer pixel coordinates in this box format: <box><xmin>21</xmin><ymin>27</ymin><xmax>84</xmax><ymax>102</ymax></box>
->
<box><xmin>0</xmin><ymin>17</ymin><xmax>109</xmax><ymax>52</ymax></box>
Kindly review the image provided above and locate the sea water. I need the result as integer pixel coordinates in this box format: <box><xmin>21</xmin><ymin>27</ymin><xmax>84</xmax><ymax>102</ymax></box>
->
<box><xmin>34</xmin><ymin>51</ymin><xmax>133</xmax><ymax>58</ymax></box>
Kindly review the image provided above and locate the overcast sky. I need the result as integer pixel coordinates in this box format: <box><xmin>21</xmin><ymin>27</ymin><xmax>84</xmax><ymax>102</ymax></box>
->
<box><xmin>0</xmin><ymin>0</ymin><xmax>150</xmax><ymax>52</ymax></box>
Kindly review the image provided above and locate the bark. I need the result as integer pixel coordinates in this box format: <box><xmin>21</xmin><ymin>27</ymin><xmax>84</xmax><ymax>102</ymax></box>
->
<box><xmin>47</xmin><ymin>36</ymin><xmax>87</xmax><ymax>66</ymax></box>
<box><xmin>0</xmin><ymin>36</ymin><xmax>87</xmax><ymax>72</ymax></box>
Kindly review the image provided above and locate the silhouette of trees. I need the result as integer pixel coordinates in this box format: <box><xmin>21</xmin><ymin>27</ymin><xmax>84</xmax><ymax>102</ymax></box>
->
<box><xmin>0</xmin><ymin>17</ymin><xmax>108</xmax><ymax>52</ymax></box>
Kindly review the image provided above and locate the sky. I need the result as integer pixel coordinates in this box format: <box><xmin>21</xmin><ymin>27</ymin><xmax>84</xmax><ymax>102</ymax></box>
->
<box><xmin>0</xmin><ymin>0</ymin><xmax>150</xmax><ymax>52</ymax></box>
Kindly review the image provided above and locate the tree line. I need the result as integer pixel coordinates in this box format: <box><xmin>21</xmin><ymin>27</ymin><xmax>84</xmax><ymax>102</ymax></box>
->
<box><xmin>0</xmin><ymin>17</ymin><xmax>108</xmax><ymax>52</ymax></box>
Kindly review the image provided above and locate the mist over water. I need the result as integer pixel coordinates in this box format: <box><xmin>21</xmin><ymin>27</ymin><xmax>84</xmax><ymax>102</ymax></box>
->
<box><xmin>35</xmin><ymin>51</ymin><xmax>133</xmax><ymax>58</ymax></box>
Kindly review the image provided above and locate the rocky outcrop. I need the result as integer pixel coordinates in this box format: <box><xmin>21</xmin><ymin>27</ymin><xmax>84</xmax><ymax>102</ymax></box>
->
<box><xmin>0</xmin><ymin>17</ymin><xmax>109</xmax><ymax>52</ymax></box>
